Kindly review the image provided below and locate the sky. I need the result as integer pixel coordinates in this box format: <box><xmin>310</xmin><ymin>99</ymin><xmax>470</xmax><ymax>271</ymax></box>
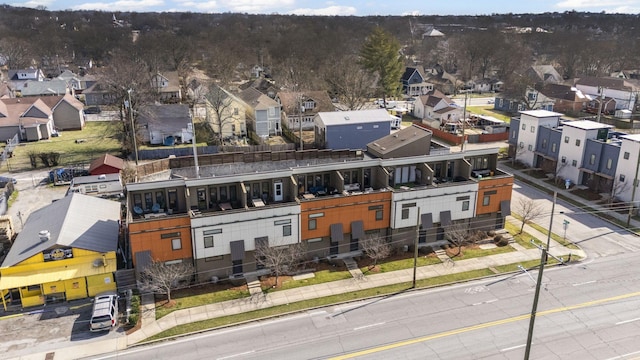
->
<box><xmin>8</xmin><ymin>0</ymin><xmax>640</xmax><ymax>15</ymax></box>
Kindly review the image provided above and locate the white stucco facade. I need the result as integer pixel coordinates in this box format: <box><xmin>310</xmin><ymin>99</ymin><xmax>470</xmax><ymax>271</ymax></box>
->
<box><xmin>516</xmin><ymin>110</ymin><xmax>562</xmax><ymax>167</ymax></box>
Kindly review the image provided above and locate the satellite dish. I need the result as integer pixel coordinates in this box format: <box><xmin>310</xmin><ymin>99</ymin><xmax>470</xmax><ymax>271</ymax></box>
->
<box><xmin>92</xmin><ymin>258</ymin><xmax>105</xmax><ymax>267</ymax></box>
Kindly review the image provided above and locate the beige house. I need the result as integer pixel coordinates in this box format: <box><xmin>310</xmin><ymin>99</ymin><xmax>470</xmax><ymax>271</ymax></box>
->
<box><xmin>205</xmin><ymin>85</ymin><xmax>247</xmax><ymax>140</ymax></box>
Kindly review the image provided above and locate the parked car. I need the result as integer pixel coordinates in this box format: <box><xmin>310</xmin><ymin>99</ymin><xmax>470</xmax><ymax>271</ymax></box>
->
<box><xmin>84</xmin><ymin>106</ymin><xmax>102</xmax><ymax>114</ymax></box>
<box><xmin>89</xmin><ymin>292</ymin><xmax>119</xmax><ymax>332</ymax></box>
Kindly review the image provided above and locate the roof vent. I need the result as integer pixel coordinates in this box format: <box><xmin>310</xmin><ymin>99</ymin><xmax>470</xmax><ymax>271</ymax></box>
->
<box><xmin>39</xmin><ymin>230</ymin><xmax>50</xmax><ymax>242</ymax></box>
<box><xmin>344</xmin><ymin>116</ymin><xmax>350</xmax><ymax>120</ymax></box>
<box><xmin>98</xmin><ymin>174</ymin><xmax>106</xmax><ymax>179</ymax></box>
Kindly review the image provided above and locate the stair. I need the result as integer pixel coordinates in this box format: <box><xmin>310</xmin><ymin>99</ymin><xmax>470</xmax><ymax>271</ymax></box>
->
<box><xmin>342</xmin><ymin>257</ymin><xmax>365</xmax><ymax>279</ymax></box>
<box><xmin>244</xmin><ymin>274</ymin><xmax>263</xmax><ymax>296</ymax></box>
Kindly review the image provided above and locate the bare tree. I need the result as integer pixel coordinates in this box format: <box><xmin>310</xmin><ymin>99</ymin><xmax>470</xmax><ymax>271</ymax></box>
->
<box><xmin>324</xmin><ymin>55</ymin><xmax>373</xmax><ymax>110</ymax></box>
<box><xmin>138</xmin><ymin>260</ymin><xmax>194</xmax><ymax>303</ymax></box>
<box><xmin>0</xmin><ymin>37</ymin><xmax>32</xmax><ymax>69</ymax></box>
<box><xmin>444</xmin><ymin>222</ymin><xmax>472</xmax><ymax>258</ymax></box>
<box><xmin>204</xmin><ymin>82</ymin><xmax>238</xmax><ymax>145</ymax></box>
<box><xmin>360</xmin><ymin>235</ymin><xmax>392</xmax><ymax>269</ymax></box>
<box><xmin>609</xmin><ymin>177</ymin><xmax>629</xmax><ymax>205</ymax></box>
<box><xmin>255</xmin><ymin>242</ymin><xmax>306</xmax><ymax>288</ymax></box>
<box><xmin>513</xmin><ymin>197</ymin><xmax>545</xmax><ymax>234</ymax></box>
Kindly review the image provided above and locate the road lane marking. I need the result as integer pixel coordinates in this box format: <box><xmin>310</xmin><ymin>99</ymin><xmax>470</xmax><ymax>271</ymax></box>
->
<box><xmin>353</xmin><ymin>322</ymin><xmax>385</xmax><ymax>331</ymax></box>
<box><xmin>216</xmin><ymin>350</ymin><xmax>255</xmax><ymax>359</ymax></box>
<box><xmin>615</xmin><ymin>317</ymin><xmax>640</xmax><ymax>325</ymax></box>
<box><xmin>572</xmin><ymin>280</ymin><xmax>596</xmax><ymax>286</ymax></box>
<box><xmin>329</xmin><ymin>290</ymin><xmax>640</xmax><ymax>360</ymax></box>
<box><xmin>501</xmin><ymin>344</ymin><xmax>527</xmax><ymax>352</ymax></box>
<box><xmin>603</xmin><ymin>350</ymin><xmax>640</xmax><ymax>360</ymax></box>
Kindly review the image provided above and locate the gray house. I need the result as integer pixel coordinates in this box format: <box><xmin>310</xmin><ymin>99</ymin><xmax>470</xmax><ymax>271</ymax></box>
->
<box><xmin>237</xmin><ymin>87</ymin><xmax>281</xmax><ymax>139</ymax></box>
<box><xmin>0</xmin><ymin>98</ymin><xmax>55</xmax><ymax>141</ymax></box>
<box><xmin>137</xmin><ymin>104</ymin><xmax>193</xmax><ymax>145</ymax></box>
<box><xmin>39</xmin><ymin>94</ymin><xmax>85</xmax><ymax>130</ymax></box>
<box><xmin>314</xmin><ymin>109</ymin><xmax>392</xmax><ymax>150</ymax></box>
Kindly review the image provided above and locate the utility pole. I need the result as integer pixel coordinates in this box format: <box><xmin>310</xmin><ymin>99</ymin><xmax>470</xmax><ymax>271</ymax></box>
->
<box><xmin>524</xmin><ymin>191</ymin><xmax>556</xmax><ymax>358</ymax></box>
<box><xmin>127</xmin><ymin>89</ymin><xmax>139</xmax><ymax>166</ymax></box>
<box><xmin>298</xmin><ymin>92</ymin><xmax>304</xmax><ymax>150</ymax></box>
<box><xmin>461</xmin><ymin>91</ymin><xmax>468</xmax><ymax>152</ymax></box>
<box><xmin>190</xmin><ymin>109</ymin><xmax>200</xmax><ymax>179</ymax></box>
<box><xmin>596</xmin><ymin>86</ymin><xmax>605</xmax><ymax>123</ymax></box>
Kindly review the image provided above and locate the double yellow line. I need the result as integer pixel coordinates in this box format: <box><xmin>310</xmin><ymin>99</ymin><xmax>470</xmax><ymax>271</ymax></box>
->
<box><xmin>330</xmin><ymin>290</ymin><xmax>640</xmax><ymax>359</ymax></box>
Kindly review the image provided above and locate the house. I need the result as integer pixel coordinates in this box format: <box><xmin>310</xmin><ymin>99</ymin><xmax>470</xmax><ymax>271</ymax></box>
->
<box><xmin>466</xmin><ymin>78</ymin><xmax>492</xmax><ymax>93</ymax></box>
<box><xmin>151</xmin><ymin>71</ymin><xmax>182</xmax><ymax>103</ymax></box>
<box><xmin>276</xmin><ymin>90</ymin><xmax>335</xmax><ymax>131</ymax></box>
<box><xmin>0</xmin><ymin>193</ymin><xmax>121</xmax><ymax>310</ymax></box>
<box><xmin>68</xmin><ymin>173</ymin><xmax>123</xmax><ymax>198</ymax></box>
<box><xmin>573</xmin><ymin>77</ymin><xmax>638</xmax><ymax>111</ymax></box>
<box><xmin>526</xmin><ymin>65</ymin><xmax>563</xmax><ymax>85</ymax></box>
<box><xmin>0</xmin><ymin>98</ymin><xmax>55</xmax><ymax>141</ymax></box>
<box><xmin>413</xmin><ymin>89</ymin><xmax>461</xmax><ymax>122</ymax></box>
<box><xmin>426</xmin><ymin>67</ymin><xmax>463</xmax><ymax>95</ymax></box>
<box><xmin>314</xmin><ymin>109</ymin><xmax>392</xmax><ymax>150</ymax></box>
<box><xmin>89</xmin><ymin>153</ymin><xmax>125</xmax><ymax>175</ymax></box>
<box><xmin>8</xmin><ymin>68</ymin><xmax>45</xmax><ymax>82</ymax></box>
<box><xmin>38</xmin><ymin>93</ymin><xmax>85</xmax><ymax>130</ymax></box>
<box><xmin>83</xmin><ymin>82</ymin><xmax>117</xmax><ymax>106</ymax></box>
<box><xmin>137</xmin><ymin>104</ymin><xmax>193</xmax><ymax>145</ymax></box>
<box><xmin>401</xmin><ymin>67</ymin><xmax>434</xmax><ymax>96</ymax></box>
<box><xmin>125</xmin><ymin>144</ymin><xmax>512</xmax><ymax>281</ymax></box>
<box><xmin>494</xmin><ymin>87</ymin><xmax>554</xmax><ymax>114</ymax></box>
<box><xmin>14</xmin><ymin>79</ymin><xmax>72</xmax><ymax>97</ymax></box>
<box><xmin>57</xmin><ymin>70</ymin><xmax>97</xmax><ymax>94</ymax></box>
<box><xmin>237</xmin><ymin>87</ymin><xmax>282</xmax><ymax>139</ymax></box>
<box><xmin>538</xmin><ymin>84</ymin><xmax>589</xmax><ymax>114</ymax></box>
<box><xmin>204</xmin><ymin>84</ymin><xmax>247</xmax><ymax>140</ymax></box>
<box><xmin>367</xmin><ymin>124</ymin><xmax>433</xmax><ymax>159</ymax></box>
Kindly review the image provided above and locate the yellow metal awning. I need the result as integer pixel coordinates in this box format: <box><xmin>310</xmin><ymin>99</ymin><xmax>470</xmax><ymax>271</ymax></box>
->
<box><xmin>0</xmin><ymin>262</ymin><xmax>113</xmax><ymax>290</ymax></box>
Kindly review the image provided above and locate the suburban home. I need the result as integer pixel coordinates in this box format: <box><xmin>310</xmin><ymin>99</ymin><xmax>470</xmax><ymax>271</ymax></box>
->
<box><xmin>125</xmin><ymin>141</ymin><xmax>512</xmax><ymax>282</ymax></box>
<box><xmin>0</xmin><ymin>97</ymin><xmax>55</xmax><ymax>141</ymax></box>
<box><xmin>538</xmin><ymin>83</ymin><xmax>589</xmax><ymax>114</ymax></box>
<box><xmin>204</xmin><ymin>84</ymin><xmax>247</xmax><ymax>140</ymax></box>
<box><xmin>401</xmin><ymin>67</ymin><xmax>434</xmax><ymax>96</ymax></box>
<box><xmin>57</xmin><ymin>70</ymin><xmax>97</xmax><ymax>94</ymax></box>
<box><xmin>151</xmin><ymin>71</ymin><xmax>182</xmax><ymax>103</ymax></box>
<box><xmin>465</xmin><ymin>78</ymin><xmax>492</xmax><ymax>93</ymax></box>
<box><xmin>137</xmin><ymin>104</ymin><xmax>193</xmax><ymax>145</ymax></box>
<box><xmin>425</xmin><ymin>67</ymin><xmax>463</xmax><ymax>95</ymax></box>
<box><xmin>573</xmin><ymin>77</ymin><xmax>638</xmax><ymax>111</ymax></box>
<box><xmin>15</xmin><ymin>79</ymin><xmax>72</xmax><ymax>97</ymax></box>
<box><xmin>0</xmin><ymin>193</ymin><xmax>121</xmax><ymax>310</ymax></box>
<box><xmin>494</xmin><ymin>87</ymin><xmax>554</xmax><ymax>114</ymax></box>
<box><xmin>8</xmin><ymin>68</ymin><xmax>46</xmax><ymax>82</ymax></box>
<box><xmin>38</xmin><ymin>93</ymin><xmax>86</xmax><ymax>130</ymax></box>
<box><xmin>83</xmin><ymin>82</ymin><xmax>117</xmax><ymax>106</ymax></box>
<box><xmin>413</xmin><ymin>89</ymin><xmax>461</xmax><ymax>122</ymax></box>
<box><xmin>237</xmin><ymin>87</ymin><xmax>282</xmax><ymax>139</ymax></box>
<box><xmin>314</xmin><ymin>109</ymin><xmax>392</xmax><ymax>150</ymax></box>
<box><xmin>276</xmin><ymin>90</ymin><xmax>335</xmax><ymax>131</ymax></box>
<box><xmin>89</xmin><ymin>153</ymin><xmax>125</xmax><ymax>175</ymax></box>
<box><xmin>525</xmin><ymin>65</ymin><xmax>564</xmax><ymax>85</ymax></box>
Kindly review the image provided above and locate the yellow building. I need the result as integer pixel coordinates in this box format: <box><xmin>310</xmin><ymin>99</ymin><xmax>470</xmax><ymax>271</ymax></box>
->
<box><xmin>0</xmin><ymin>193</ymin><xmax>121</xmax><ymax>310</ymax></box>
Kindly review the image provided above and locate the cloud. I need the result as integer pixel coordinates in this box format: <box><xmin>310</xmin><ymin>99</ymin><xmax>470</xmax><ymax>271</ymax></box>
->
<box><xmin>175</xmin><ymin>0</ymin><xmax>218</xmax><ymax>12</ymax></box>
<box><xmin>11</xmin><ymin>0</ymin><xmax>54</xmax><ymax>9</ymax></box>
<box><xmin>402</xmin><ymin>10</ymin><xmax>422</xmax><ymax>16</ymax></box>
<box><xmin>72</xmin><ymin>0</ymin><xmax>165</xmax><ymax>12</ymax></box>
<box><xmin>289</xmin><ymin>5</ymin><xmax>357</xmax><ymax>16</ymax></box>
<box><xmin>214</xmin><ymin>0</ymin><xmax>295</xmax><ymax>13</ymax></box>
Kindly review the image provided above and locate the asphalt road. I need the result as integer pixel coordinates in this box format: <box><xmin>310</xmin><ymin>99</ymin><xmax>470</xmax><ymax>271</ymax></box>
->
<box><xmin>511</xmin><ymin>179</ymin><xmax>640</xmax><ymax>257</ymax></box>
<box><xmin>95</xmin><ymin>252</ymin><xmax>640</xmax><ymax>360</ymax></box>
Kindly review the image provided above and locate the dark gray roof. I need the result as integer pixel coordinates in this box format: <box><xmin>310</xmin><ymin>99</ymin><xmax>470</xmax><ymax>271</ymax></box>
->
<box><xmin>138</xmin><ymin>104</ymin><xmax>191</xmax><ymax>134</ymax></box>
<box><xmin>1</xmin><ymin>193</ymin><xmax>121</xmax><ymax>267</ymax></box>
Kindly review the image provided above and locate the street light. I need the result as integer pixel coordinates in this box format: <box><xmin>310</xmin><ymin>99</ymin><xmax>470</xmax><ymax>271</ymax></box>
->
<box><xmin>127</xmin><ymin>89</ymin><xmax>139</xmax><ymax>166</ymax></box>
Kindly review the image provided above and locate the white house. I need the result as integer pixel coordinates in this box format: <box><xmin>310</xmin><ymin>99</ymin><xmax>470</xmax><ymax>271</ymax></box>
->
<box><xmin>515</xmin><ymin>110</ymin><xmax>563</xmax><ymax>167</ymax></box>
<box><xmin>556</xmin><ymin>120</ymin><xmax>613</xmax><ymax>185</ymax></box>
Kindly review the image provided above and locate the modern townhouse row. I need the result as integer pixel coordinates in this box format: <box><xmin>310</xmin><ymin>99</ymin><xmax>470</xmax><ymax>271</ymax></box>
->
<box><xmin>127</xmin><ymin>131</ymin><xmax>513</xmax><ymax>283</ymax></box>
<box><xmin>508</xmin><ymin>109</ymin><xmax>640</xmax><ymax>204</ymax></box>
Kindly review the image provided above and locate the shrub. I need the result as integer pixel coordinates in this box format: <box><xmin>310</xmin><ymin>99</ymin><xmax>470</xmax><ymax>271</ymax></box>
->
<box><xmin>494</xmin><ymin>235</ymin><xmax>509</xmax><ymax>247</ymax></box>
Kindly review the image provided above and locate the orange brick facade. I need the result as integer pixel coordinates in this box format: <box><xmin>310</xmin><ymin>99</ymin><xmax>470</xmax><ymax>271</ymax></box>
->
<box><xmin>129</xmin><ymin>215</ymin><xmax>193</xmax><ymax>266</ymax></box>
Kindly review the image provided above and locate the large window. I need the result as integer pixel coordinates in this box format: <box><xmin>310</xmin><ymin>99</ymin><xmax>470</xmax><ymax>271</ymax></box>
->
<box><xmin>204</xmin><ymin>236</ymin><xmax>214</xmax><ymax>248</ymax></box>
<box><xmin>462</xmin><ymin>201</ymin><xmax>469</xmax><ymax>211</ymax></box>
<box><xmin>283</xmin><ymin>225</ymin><xmax>292</xmax><ymax>237</ymax></box>
<box><xmin>172</xmin><ymin>238</ymin><xmax>182</xmax><ymax>250</ymax></box>
<box><xmin>483</xmin><ymin>195</ymin><xmax>490</xmax><ymax>206</ymax></box>
<box><xmin>308</xmin><ymin>219</ymin><xmax>317</xmax><ymax>230</ymax></box>
<box><xmin>402</xmin><ymin>208</ymin><xmax>410</xmax><ymax>219</ymax></box>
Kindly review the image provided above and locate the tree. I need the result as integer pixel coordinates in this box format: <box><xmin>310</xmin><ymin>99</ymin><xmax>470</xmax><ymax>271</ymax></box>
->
<box><xmin>0</xmin><ymin>37</ymin><xmax>32</xmax><ymax>69</ymax></box>
<box><xmin>359</xmin><ymin>27</ymin><xmax>404</xmax><ymax>104</ymax></box>
<box><xmin>444</xmin><ymin>222</ymin><xmax>472</xmax><ymax>258</ymax></box>
<box><xmin>204</xmin><ymin>82</ymin><xmax>238</xmax><ymax>145</ymax></box>
<box><xmin>255</xmin><ymin>242</ymin><xmax>306</xmax><ymax>288</ymax></box>
<box><xmin>513</xmin><ymin>197</ymin><xmax>545</xmax><ymax>234</ymax></box>
<box><xmin>360</xmin><ymin>235</ymin><xmax>391</xmax><ymax>269</ymax></box>
<box><xmin>324</xmin><ymin>55</ymin><xmax>373</xmax><ymax>111</ymax></box>
<box><xmin>138</xmin><ymin>260</ymin><xmax>194</xmax><ymax>303</ymax></box>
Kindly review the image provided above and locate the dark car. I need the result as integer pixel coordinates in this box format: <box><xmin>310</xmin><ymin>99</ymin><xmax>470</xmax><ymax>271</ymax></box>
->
<box><xmin>84</xmin><ymin>106</ymin><xmax>101</xmax><ymax>114</ymax></box>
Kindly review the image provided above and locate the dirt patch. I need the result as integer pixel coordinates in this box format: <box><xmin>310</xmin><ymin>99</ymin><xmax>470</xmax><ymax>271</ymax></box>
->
<box><xmin>570</xmin><ymin>188</ymin><xmax>602</xmax><ymax>201</ymax></box>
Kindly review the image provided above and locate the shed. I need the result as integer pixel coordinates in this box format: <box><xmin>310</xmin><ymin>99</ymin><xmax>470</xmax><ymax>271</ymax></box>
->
<box><xmin>89</xmin><ymin>154</ymin><xmax>125</xmax><ymax>175</ymax></box>
<box><xmin>615</xmin><ymin>109</ymin><xmax>632</xmax><ymax>119</ymax></box>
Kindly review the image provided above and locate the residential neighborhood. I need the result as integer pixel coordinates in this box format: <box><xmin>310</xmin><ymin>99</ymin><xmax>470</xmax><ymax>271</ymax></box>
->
<box><xmin>1</xmin><ymin>4</ymin><xmax>640</xmax><ymax>360</ymax></box>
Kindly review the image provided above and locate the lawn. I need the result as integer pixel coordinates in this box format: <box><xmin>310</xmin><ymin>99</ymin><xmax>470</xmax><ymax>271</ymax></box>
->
<box><xmin>360</xmin><ymin>254</ymin><xmax>441</xmax><ymax>273</ymax></box>
<box><xmin>466</xmin><ymin>106</ymin><xmax>512</xmax><ymax>122</ymax></box>
<box><xmin>277</xmin><ymin>269</ymin><xmax>353</xmax><ymax>291</ymax></box>
<box><xmin>505</xmin><ymin>221</ymin><xmax>541</xmax><ymax>249</ymax></box>
<box><xmin>155</xmin><ymin>284</ymin><xmax>250</xmax><ymax>319</ymax></box>
<box><xmin>4</xmin><ymin>121</ymin><xmax>123</xmax><ymax>173</ymax></box>
<box><xmin>446</xmin><ymin>243</ymin><xmax>514</xmax><ymax>260</ymax></box>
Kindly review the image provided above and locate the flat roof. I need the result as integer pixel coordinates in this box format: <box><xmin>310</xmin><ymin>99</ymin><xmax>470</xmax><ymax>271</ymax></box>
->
<box><xmin>562</xmin><ymin>120</ymin><xmax>613</xmax><ymax>130</ymax></box>
<box><xmin>316</xmin><ymin>109</ymin><xmax>391</xmax><ymax>126</ymax></box>
<box><xmin>520</xmin><ymin>109</ymin><xmax>563</xmax><ymax>118</ymax></box>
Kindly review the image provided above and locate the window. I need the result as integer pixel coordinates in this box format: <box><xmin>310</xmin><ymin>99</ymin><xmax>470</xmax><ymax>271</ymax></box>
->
<box><xmin>511</xmin><ymin>130</ymin><xmax>516</xmax><ymax>139</ymax></box>
<box><xmin>572</xmin><ymin>160</ymin><xmax>577</xmax><ymax>167</ymax></box>
<box><xmin>519</xmin><ymin>142</ymin><xmax>524</xmax><ymax>149</ymax></box>
<box><xmin>402</xmin><ymin>208</ymin><xmax>410</xmax><ymax>219</ymax></box>
<box><xmin>521</xmin><ymin>124</ymin><xmax>526</xmax><ymax>130</ymax></box>
<box><xmin>624</xmin><ymin>152</ymin><xmax>630</xmax><ymax>160</ymax></box>
<box><xmin>204</xmin><ymin>236</ymin><xmax>214</xmax><ymax>248</ymax></box>
<box><xmin>283</xmin><ymin>225</ymin><xmax>292</xmax><ymax>236</ymax></box>
<box><xmin>620</xmin><ymin>174</ymin><xmax>626</xmax><ymax>182</ymax></box>
<box><xmin>561</xmin><ymin>156</ymin><xmax>566</xmax><ymax>164</ymax></box>
<box><xmin>483</xmin><ymin>195</ymin><xmax>490</xmax><ymax>206</ymax></box>
<box><xmin>308</xmin><ymin>219</ymin><xmax>317</xmax><ymax>230</ymax></box>
<box><xmin>530</xmin><ymin>126</ymin><xmax>535</xmax><ymax>133</ymax></box>
<box><xmin>542</xmin><ymin>139</ymin><xmax>547</xmax><ymax>149</ymax></box>
<box><xmin>564</xmin><ymin>136</ymin><xmax>569</xmax><ymax>143</ymax></box>
<box><xmin>590</xmin><ymin>154</ymin><xmax>596</xmax><ymax>165</ymax></box>
<box><xmin>462</xmin><ymin>201</ymin><xmax>469</xmax><ymax>211</ymax></box>
<box><xmin>575</xmin><ymin>139</ymin><xmax>581</xmax><ymax>146</ymax></box>
<box><xmin>552</xmin><ymin>143</ymin><xmax>557</xmax><ymax>152</ymax></box>
<box><xmin>376</xmin><ymin>209</ymin><xmax>383</xmax><ymax>221</ymax></box>
<box><xmin>528</xmin><ymin>144</ymin><xmax>533</xmax><ymax>151</ymax></box>
<box><xmin>172</xmin><ymin>238</ymin><xmax>182</xmax><ymax>250</ymax></box>
<box><xmin>233</xmin><ymin>107</ymin><xmax>239</xmax><ymax>115</ymax></box>
<box><xmin>161</xmin><ymin>232</ymin><xmax>180</xmax><ymax>239</ymax></box>
<box><xmin>607</xmin><ymin>158</ymin><xmax>613</xmax><ymax>169</ymax></box>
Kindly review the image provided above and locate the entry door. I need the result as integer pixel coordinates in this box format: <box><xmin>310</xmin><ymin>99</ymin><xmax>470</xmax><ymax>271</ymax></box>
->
<box><xmin>273</xmin><ymin>182</ymin><xmax>283</xmax><ymax>202</ymax></box>
<box><xmin>232</xmin><ymin>260</ymin><xmax>243</xmax><ymax>275</ymax></box>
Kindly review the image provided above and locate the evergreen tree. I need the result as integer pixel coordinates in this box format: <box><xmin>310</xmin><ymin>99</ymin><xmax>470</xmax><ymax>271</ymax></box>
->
<box><xmin>359</xmin><ymin>27</ymin><xmax>404</xmax><ymax>104</ymax></box>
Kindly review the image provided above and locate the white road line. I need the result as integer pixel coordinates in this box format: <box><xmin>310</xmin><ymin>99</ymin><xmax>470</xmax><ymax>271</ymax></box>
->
<box><xmin>603</xmin><ymin>349</ymin><xmax>640</xmax><ymax>360</ymax></box>
<box><xmin>501</xmin><ymin>344</ymin><xmax>526</xmax><ymax>352</ymax></box>
<box><xmin>485</xmin><ymin>299</ymin><xmax>498</xmax><ymax>304</ymax></box>
<box><xmin>217</xmin><ymin>350</ymin><xmax>256</xmax><ymax>360</ymax></box>
<box><xmin>572</xmin><ymin>280</ymin><xmax>596</xmax><ymax>286</ymax></box>
<box><xmin>353</xmin><ymin>322</ymin><xmax>385</xmax><ymax>331</ymax></box>
<box><xmin>615</xmin><ymin>317</ymin><xmax>640</xmax><ymax>325</ymax></box>
<box><xmin>308</xmin><ymin>310</ymin><xmax>327</xmax><ymax>316</ymax></box>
